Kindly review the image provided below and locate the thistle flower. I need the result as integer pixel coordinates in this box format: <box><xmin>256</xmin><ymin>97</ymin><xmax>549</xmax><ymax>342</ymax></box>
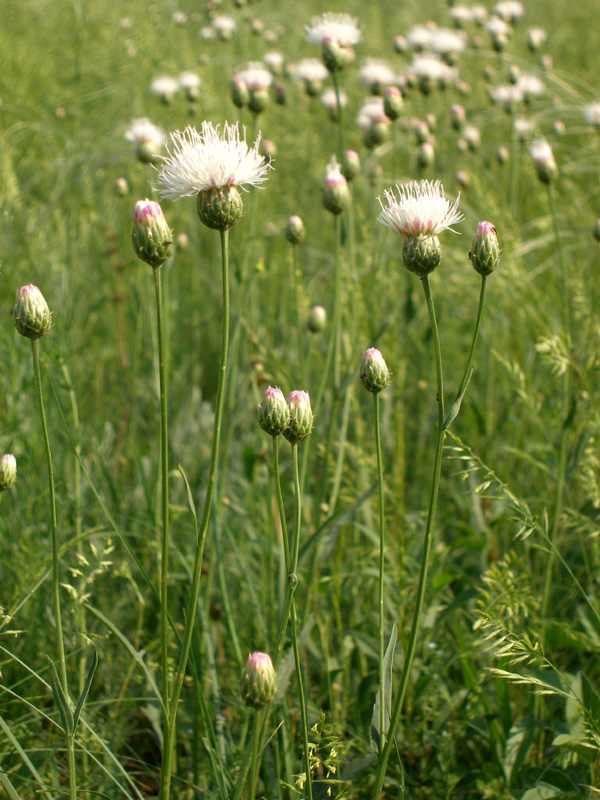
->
<box><xmin>240</xmin><ymin>652</ymin><xmax>277</xmax><ymax>709</ymax></box>
<box><xmin>179</xmin><ymin>71</ymin><xmax>201</xmax><ymax>101</ymax></box>
<box><xmin>360</xmin><ymin>348</ymin><xmax>391</xmax><ymax>394</ymax></box>
<box><xmin>150</xmin><ymin>75</ymin><xmax>179</xmax><ymax>104</ymax></box>
<box><xmin>428</xmin><ymin>28</ymin><xmax>467</xmax><ymax>60</ymax></box>
<box><xmin>322</xmin><ymin>157</ymin><xmax>351</xmax><ymax>215</ymax></box>
<box><xmin>125</xmin><ymin>118</ymin><xmax>165</xmax><ymax>164</ymax></box>
<box><xmin>493</xmin><ymin>0</ymin><xmax>525</xmax><ymax>23</ymax></box>
<box><xmin>320</xmin><ymin>87</ymin><xmax>348</xmax><ymax>121</ymax></box>
<box><xmin>258</xmin><ymin>386</ymin><xmax>290</xmax><ymax>437</ymax></box>
<box><xmin>514</xmin><ymin>117</ymin><xmax>534</xmax><ymax>142</ymax></box>
<box><xmin>235</xmin><ymin>62</ymin><xmax>273</xmax><ymax>114</ymax></box>
<box><xmin>406</xmin><ymin>24</ymin><xmax>437</xmax><ymax>52</ymax></box>
<box><xmin>516</xmin><ymin>74</ymin><xmax>545</xmax><ymax>102</ymax></box>
<box><xmin>384</xmin><ymin>86</ymin><xmax>403</xmax><ymax>121</ymax></box>
<box><xmin>284</xmin><ymin>390</ymin><xmax>313</xmax><ymax>444</ymax></box>
<box><xmin>305</xmin><ymin>12</ymin><xmax>362</xmax><ymax>47</ymax></box>
<box><xmin>583</xmin><ymin>102</ymin><xmax>600</xmax><ymax>129</ymax></box>
<box><xmin>212</xmin><ymin>14</ymin><xmax>236</xmax><ymax>40</ymax></box>
<box><xmin>132</xmin><ymin>199</ymin><xmax>174</xmax><ymax>268</ymax></box>
<box><xmin>307</xmin><ymin>305</ymin><xmax>327</xmax><ymax>333</ymax></box>
<box><xmin>530</xmin><ymin>138</ymin><xmax>557</xmax><ymax>184</ymax></box>
<box><xmin>293</xmin><ymin>58</ymin><xmax>329</xmax><ymax>96</ymax></box>
<box><xmin>285</xmin><ymin>215</ymin><xmax>305</xmax><ymax>245</ymax></box>
<box><xmin>469</xmin><ymin>221</ymin><xmax>500</xmax><ymax>275</ymax></box>
<box><xmin>342</xmin><ymin>150</ymin><xmax>361</xmax><ymax>181</ymax></box>
<box><xmin>358</xmin><ymin>59</ymin><xmax>397</xmax><ymax>95</ymax></box>
<box><xmin>409</xmin><ymin>54</ymin><xmax>457</xmax><ymax>93</ymax></box>
<box><xmin>13</xmin><ymin>285</ymin><xmax>52</xmax><ymax>340</ymax></box>
<box><xmin>0</xmin><ymin>454</ymin><xmax>17</xmax><ymax>492</ymax></box>
<box><xmin>377</xmin><ymin>180</ymin><xmax>463</xmax><ymax>276</ymax></box>
<box><xmin>527</xmin><ymin>27</ymin><xmax>547</xmax><ymax>51</ymax></box>
<box><xmin>263</xmin><ymin>51</ymin><xmax>285</xmax><ymax>75</ymax></box>
<box><xmin>155</xmin><ymin>122</ymin><xmax>271</xmax><ymax>230</ymax></box>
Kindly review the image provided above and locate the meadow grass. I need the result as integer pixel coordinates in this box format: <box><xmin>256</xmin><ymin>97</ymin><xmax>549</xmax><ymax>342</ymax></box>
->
<box><xmin>2</xmin><ymin>0</ymin><xmax>600</xmax><ymax>798</ymax></box>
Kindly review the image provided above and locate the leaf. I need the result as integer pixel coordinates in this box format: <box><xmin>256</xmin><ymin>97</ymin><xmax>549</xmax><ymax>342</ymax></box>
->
<box><xmin>370</xmin><ymin>622</ymin><xmax>397</xmax><ymax>754</ymax></box>
<box><xmin>443</xmin><ymin>368</ymin><xmax>473</xmax><ymax>430</ymax></box>
<box><xmin>48</xmin><ymin>658</ymin><xmax>73</xmax><ymax>735</ymax></box>
<box><xmin>73</xmin><ymin>649</ymin><xmax>98</xmax><ymax>732</ymax></box>
<box><xmin>503</xmin><ymin>717</ymin><xmax>535</xmax><ymax>785</ymax></box>
<box><xmin>85</xmin><ymin>604</ymin><xmax>166</xmax><ymax>718</ymax></box>
<box><xmin>0</xmin><ymin>767</ymin><xmax>23</xmax><ymax>800</ymax></box>
<box><xmin>177</xmin><ymin>462</ymin><xmax>199</xmax><ymax>543</ymax></box>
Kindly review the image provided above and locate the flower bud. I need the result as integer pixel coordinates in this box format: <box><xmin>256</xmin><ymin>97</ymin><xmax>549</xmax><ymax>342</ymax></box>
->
<box><xmin>383</xmin><ymin>86</ymin><xmax>403</xmax><ymax>121</ymax></box>
<box><xmin>321</xmin><ymin>38</ymin><xmax>353</xmax><ymax>73</ymax></box>
<box><xmin>176</xmin><ymin>232</ymin><xmax>189</xmax><ymax>251</ymax></box>
<box><xmin>248</xmin><ymin>88</ymin><xmax>270</xmax><ymax>115</ymax></box>
<box><xmin>530</xmin><ymin>138</ymin><xmax>557</xmax><ymax>184</ymax></box>
<box><xmin>307</xmin><ymin>305</ymin><xmax>327</xmax><ymax>333</ymax></box>
<box><xmin>403</xmin><ymin>234</ymin><xmax>442</xmax><ymax>276</ymax></box>
<box><xmin>417</xmin><ymin>141</ymin><xmax>435</xmax><ymax>169</ymax></box>
<box><xmin>260</xmin><ymin>139</ymin><xmax>277</xmax><ymax>159</ymax></box>
<box><xmin>322</xmin><ymin>157</ymin><xmax>350</xmax><ymax>216</ymax></box>
<box><xmin>240</xmin><ymin>652</ymin><xmax>277</xmax><ymax>709</ymax></box>
<box><xmin>115</xmin><ymin>177</ymin><xmax>129</xmax><ymax>197</ymax></box>
<box><xmin>451</xmin><ymin>104</ymin><xmax>466</xmax><ymax>130</ymax></box>
<box><xmin>132</xmin><ymin>199</ymin><xmax>174</xmax><ymax>268</ymax></box>
<box><xmin>360</xmin><ymin>348</ymin><xmax>391</xmax><ymax>394</ymax></box>
<box><xmin>496</xmin><ymin>145</ymin><xmax>510</xmax><ymax>165</ymax></box>
<box><xmin>284</xmin><ymin>390</ymin><xmax>313</xmax><ymax>444</ymax></box>
<box><xmin>342</xmin><ymin>150</ymin><xmax>361</xmax><ymax>182</ymax></box>
<box><xmin>285</xmin><ymin>215</ymin><xmax>305</xmax><ymax>245</ymax></box>
<box><xmin>13</xmin><ymin>285</ymin><xmax>52</xmax><ymax>340</ymax></box>
<box><xmin>257</xmin><ymin>386</ymin><xmax>290</xmax><ymax>437</ymax></box>
<box><xmin>0</xmin><ymin>454</ymin><xmax>17</xmax><ymax>492</ymax></box>
<box><xmin>469</xmin><ymin>221</ymin><xmax>500</xmax><ymax>276</ymax></box>
<box><xmin>231</xmin><ymin>76</ymin><xmax>249</xmax><ymax>108</ymax></box>
<box><xmin>274</xmin><ymin>82</ymin><xmax>286</xmax><ymax>105</ymax></box>
<box><xmin>197</xmin><ymin>185</ymin><xmax>244</xmax><ymax>230</ymax></box>
<box><xmin>393</xmin><ymin>35</ymin><xmax>407</xmax><ymax>54</ymax></box>
<box><xmin>593</xmin><ymin>218</ymin><xmax>600</xmax><ymax>244</ymax></box>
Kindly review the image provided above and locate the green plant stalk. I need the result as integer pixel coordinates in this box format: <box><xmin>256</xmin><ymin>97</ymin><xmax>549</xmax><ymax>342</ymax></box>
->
<box><xmin>154</xmin><ymin>263</ymin><xmax>171</xmax><ymax>725</ymax></box>
<box><xmin>290</xmin><ymin>443</ymin><xmax>313</xmax><ymax>800</ymax></box>
<box><xmin>332</xmin><ymin>71</ymin><xmax>345</xmax><ymax>157</ymax></box>
<box><xmin>32</xmin><ymin>340</ymin><xmax>76</xmax><ymax>800</ymax></box>
<box><xmin>372</xmin><ymin>275</ymin><xmax>444</xmax><ymax>800</ymax></box>
<box><xmin>273</xmin><ymin>436</ymin><xmax>292</xmax><ymax>668</ymax></box>
<box><xmin>374</xmin><ymin>392</ymin><xmax>386</xmax><ymax>758</ymax></box>
<box><xmin>231</xmin><ymin>709</ymin><xmax>263</xmax><ymax>800</ymax></box>
<box><xmin>451</xmin><ymin>276</ymin><xmax>488</xmax><ymax>413</ymax></box>
<box><xmin>158</xmin><ymin>227</ymin><xmax>231</xmax><ymax>800</ymax></box>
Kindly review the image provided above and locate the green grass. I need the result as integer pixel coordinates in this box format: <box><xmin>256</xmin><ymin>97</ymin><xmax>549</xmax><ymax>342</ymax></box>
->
<box><xmin>2</xmin><ymin>0</ymin><xmax>600</xmax><ymax>798</ymax></box>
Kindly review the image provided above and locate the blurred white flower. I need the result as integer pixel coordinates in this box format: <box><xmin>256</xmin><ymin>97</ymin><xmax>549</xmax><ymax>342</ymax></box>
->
<box><xmin>320</xmin><ymin>87</ymin><xmax>348</xmax><ymax>110</ymax></box>
<box><xmin>212</xmin><ymin>15</ymin><xmax>236</xmax><ymax>40</ymax></box>
<box><xmin>171</xmin><ymin>11</ymin><xmax>188</xmax><ymax>25</ymax></box>
<box><xmin>155</xmin><ymin>122</ymin><xmax>271</xmax><ymax>201</ymax></box>
<box><xmin>583</xmin><ymin>102</ymin><xmax>600</xmax><ymax>128</ymax></box>
<box><xmin>515</xmin><ymin>73</ymin><xmax>545</xmax><ymax>101</ymax></box>
<box><xmin>125</xmin><ymin>118</ymin><xmax>164</xmax><ymax>149</ymax></box>
<box><xmin>428</xmin><ymin>28</ymin><xmax>467</xmax><ymax>57</ymax></box>
<box><xmin>305</xmin><ymin>12</ymin><xmax>362</xmax><ymax>46</ymax></box>
<box><xmin>356</xmin><ymin>96</ymin><xmax>389</xmax><ymax>131</ymax></box>
<box><xmin>293</xmin><ymin>58</ymin><xmax>329</xmax><ymax>83</ymax></box>
<box><xmin>493</xmin><ymin>0</ymin><xmax>525</xmax><ymax>22</ymax></box>
<box><xmin>485</xmin><ymin>16</ymin><xmax>511</xmax><ymax>37</ymax></box>
<box><xmin>377</xmin><ymin>179</ymin><xmax>463</xmax><ymax>238</ymax></box>
<box><xmin>150</xmin><ymin>75</ymin><xmax>179</xmax><ymax>103</ymax></box>
<box><xmin>358</xmin><ymin>59</ymin><xmax>396</xmax><ymax>91</ymax></box>
<box><xmin>236</xmin><ymin>62</ymin><xmax>273</xmax><ymax>91</ymax></box>
<box><xmin>263</xmin><ymin>51</ymin><xmax>285</xmax><ymax>75</ymax></box>
<box><xmin>514</xmin><ymin>117</ymin><xmax>534</xmax><ymax>141</ymax></box>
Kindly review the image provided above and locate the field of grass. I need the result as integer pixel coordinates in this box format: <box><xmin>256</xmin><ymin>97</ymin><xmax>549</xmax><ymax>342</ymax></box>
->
<box><xmin>2</xmin><ymin>0</ymin><xmax>600</xmax><ymax>798</ymax></box>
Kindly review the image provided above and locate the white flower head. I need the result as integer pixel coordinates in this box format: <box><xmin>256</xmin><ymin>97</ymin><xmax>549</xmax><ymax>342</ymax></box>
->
<box><xmin>448</xmin><ymin>6</ymin><xmax>474</xmax><ymax>26</ymax></box>
<box><xmin>583</xmin><ymin>102</ymin><xmax>600</xmax><ymax>128</ymax></box>
<box><xmin>358</xmin><ymin>59</ymin><xmax>396</xmax><ymax>90</ymax></box>
<box><xmin>155</xmin><ymin>122</ymin><xmax>271</xmax><ymax>201</ymax></box>
<box><xmin>212</xmin><ymin>14</ymin><xmax>236</xmax><ymax>39</ymax></box>
<box><xmin>428</xmin><ymin>28</ymin><xmax>467</xmax><ymax>57</ymax></box>
<box><xmin>530</xmin><ymin>137</ymin><xmax>554</xmax><ymax>165</ymax></box>
<box><xmin>179</xmin><ymin>71</ymin><xmax>201</xmax><ymax>91</ymax></box>
<box><xmin>321</xmin><ymin>87</ymin><xmax>348</xmax><ymax>110</ymax></box>
<box><xmin>263</xmin><ymin>51</ymin><xmax>285</xmax><ymax>75</ymax></box>
<box><xmin>493</xmin><ymin>0</ymin><xmax>525</xmax><ymax>22</ymax></box>
<box><xmin>305</xmin><ymin>12</ymin><xmax>362</xmax><ymax>46</ymax></box>
<box><xmin>377</xmin><ymin>180</ymin><xmax>463</xmax><ymax>238</ymax></box>
<box><xmin>515</xmin><ymin>73</ymin><xmax>545</xmax><ymax>101</ymax></box>
<box><xmin>490</xmin><ymin>83</ymin><xmax>524</xmax><ymax>106</ymax></box>
<box><xmin>357</xmin><ymin>96</ymin><xmax>389</xmax><ymax>131</ymax></box>
<box><xmin>236</xmin><ymin>62</ymin><xmax>273</xmax><ymax>91</ymax></box>
<box><xmin>410</xmin><ymin>54</ymin><xmax>457</xmax><ymax>83</ymax></box>
<box><xmin>514</xmin><ymin>116</ymin><xmax>534</xmax><ymax>141</ymax></box>
<box><xmin>125</xmin><ymin>118</ymin><xmax>165</xmax><ymax>149</ymax></box>
<box><xmin>150</xmin><ymin>75</ymin><xmax>180</xmax><ymax>100</ymax></box>
<box><xmin>485</xmin><ymin>16</ymin><xmax>511</xmax><ymax>37</ymax></box>
<box><xmin>294</xmin><ymin>58</ymin><xmax>329</xmax><ymax>83</ymax></box>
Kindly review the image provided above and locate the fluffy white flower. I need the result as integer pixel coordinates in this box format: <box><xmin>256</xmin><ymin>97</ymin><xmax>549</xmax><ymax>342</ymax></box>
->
<box><xmin>358</xmin><ymin>59</ymin><xmax>396</xmax><ymax>90</ymax></box>
<box><xmin>583</xmin><ymin>102</ymin><xmax>600</xmax><ymax>127</ymax></box>
<box><xmin>530</xmin><ymin>137</ymin><xmax>554</xmax><ymax>164</ymax></box>
<box><xmin>150</xmin><ymin>75</ymin><xmax>179</xmax><ymax>100</ymax></box>
<box><xmin>212</xmin><ymin>15</ymin><xmax>236</xmax><ymax>39</ymax></box>
<box><xmin>179</xmin><ymin>71</ymin><xmax>201</xmax><ymax>91</ymax></box>
<box><xmin>428</xmin><ymin>28</ymin><xmax>467</xmax><ymax>57</ymax></box>
<box><xmin>514</xmin><ymin>117</ymin><xmax>534</xmax><ymax>140</ymax></box>
<box><xmin>321</xmin><ymin>87</ymin><xmax>348</xmax><ymax>109</ymax></box>
<box><xmin>155</xmin><ymin>122</ymin><xmax>271</xmax><ymax>201</ymax></box>
<box><xmin>515</xmin><ymin>73</ymin><xmax>545</xmax><ymax>101</ymax></box>
<box><xmin>377</xmin><ymin>180</ymin><xmax>463</xmax><ymax>238</ymax></box>
<box><xmin>236</xmin><ymin>62</ymin><xmax>273</xmax><ymax>91</ymax></box>
<box><xmin>125</xmin><ymin>118</ymin><xmax>165</xmax><ymax>148</ymax></box>
<box><xmin>406</xmin><ymin>23</ymin><xmax>437</xmax><ymax>51</ymax></box>
<box><xmin>493</xmin><ymin>0</ymin><xmax>525</xmax><ymax>22</ymax></box>
<box><xmin>491</xmin><ymin>83</ymin><xmax>524</xmax><ymax>106</ymax></box>
<box><xmin>448</xmin><ymin>6</ymin><xmax>473</xmax><ymax>26</ymax></box>
<box><xmin>485</xmin><ymin>16</ymin><xmax>511</xmax><ymax>36</ymax></box>
<box><xmin>357</xmin><ymin>96</ymin><xmax>389</xmax><ymax>131</ymax></box>
<box><xmin>263</xmin><ymin>51</ymin><xmax>285</xmax><ymax>74</ymax></box>
<box><xmin>410</xmin><ymin>54</ymin><xmax>457</xmax><ymax>83</ymax></box>
<box><xmin>305</xmin><ymin>12</ymin><xmax>362</xmax><ymax>46</ymax></box>
<box><xmin>293</xmin><ymin>58</ymin><xmax>329</xmax><ymax>83</ymax></box>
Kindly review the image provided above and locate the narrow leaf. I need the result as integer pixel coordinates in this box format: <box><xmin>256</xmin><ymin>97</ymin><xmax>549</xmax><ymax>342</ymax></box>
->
<box><xmin>371</xmin><ymin>622</ymin><xmax>397</xmax><ymax>754</ymax></box>
<box><xmin>73</xmin><ymin>649</ymin><xmax>98</xmax><ymax>731</ymax></box>
<box><xmin>178</xmin><ymin>462</ymin><xmax>199</xmax><ymax>542</ymax></box>
<box><xmin>48</xmin><ymin>658</ymin><xmax>73</xmax><ymax>734</ymax></box>
<box><xmin>443</xmin><ymin>368</ymin><xmax>473</xmax><ymax>430</ymax></box>
<box><xmin>0</xmin><ymin>767</ymin><xmax>23</xmax><ymax>800</ymax></box>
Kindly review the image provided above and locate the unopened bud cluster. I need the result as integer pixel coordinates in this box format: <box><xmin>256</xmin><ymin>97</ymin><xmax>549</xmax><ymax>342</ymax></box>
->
<box><xmin>0</xmin><ymin>454</ymin><xmax>17</xmax><ymax>492</ymax></box>
<box><xmin>240</xmin><ymin>652</ymin><xmax>277</xmax><ymax>709</ymax></box>
<box><xmin>360</xmin><ymin>348</ymin><xmax>391</xmax><ymax>394</ymax></box>
<box><xmin>13</xmin><ymin>285</ymin><xmax>52</xmax><ymax>340</ymax></box>
<box><xmin>469</xmin><ymin>221</ymin><xmax>500</xmax><ymax>276</ymax></box>
<box><xmin>132</xmin><ymin>200</ymin><xmax>174</xmax><ymax>268</ymax></box>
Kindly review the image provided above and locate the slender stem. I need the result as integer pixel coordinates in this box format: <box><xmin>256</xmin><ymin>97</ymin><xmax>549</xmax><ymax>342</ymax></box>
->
<box><xmin>158</xmin><ymin>228</ymin><xmax>231</xmax><ymax>800</ymax></box>
<box><xmin>249</xmin><ymin>707</ymin><xmax>265</xmax><ymax>799</ymax></box>
<box><xmin>374</xmin><ymin>392</ymin><xmax>386</xmax><ymax>758</ymax></box>
<box><xmin>33</xmin><ymin>339</ymin><xmax>76</xmax><ymax>800</ymax></box>
<box><xmin>290</xmin><ymin>443</ymin><xmax>313</xmax><ymax>800</ymax></box>
<box><xmin>332</xmin><ymin>213</ymin><xmax>342</xmax><ymax>395</ymax></box>
<box><xmin>154</xmin><ymin>264</ymin><xmax>171</xmax><ymax>723</ymax></box>
<box><xmin>231</xmin><ymin>710</ymin><xmax>263</xmax><ymax>800</ymax></box>
<box><xmin>372</xmin><ymin>276</ymin><xmax>444</xmax><ymax>800</ymax></box>
<box><xmin>273</xmin><ymin>436</ymin><xmax>292</xmax><ymax>669</ymax></box>
<box><xmin>331</xmin><ymin>71</ymin><xmax>345</xmax><ymax>157</ymax></box>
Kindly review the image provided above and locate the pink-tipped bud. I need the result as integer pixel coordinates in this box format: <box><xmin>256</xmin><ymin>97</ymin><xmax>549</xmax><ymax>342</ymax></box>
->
<box><xmin>132</xmin><ymin>200</ymin><xmax>174</xmax><ymax>268</ymax></box>
<box><xmin>231</xmin><ymin>76</ymin><xmax>249</xmax><ymax>109</ymax></box>
<box><xmin>307</xmin><ymin>305</ymin><xmax>327</xmax><ymax>333</ymax></box>
<box><xmin>342</xmin><ymin>150</ymin><xmax>361</xmax><ymax>182</ymax></box>
<box><xmin>284</xmin><ymin>390</ymin><xmax>313</xmax><ymax>443</ymax></box>
<box><xmin>451</xmin><ymin>104</ymin><xmax>466</xmax><ymax>130</ymax></box>
<box><xmin>13</xmin><ymin>285</ymin><xmax>52</xmax><ymax>340</ymax></box>
<box><xmin>417</xmin><ymin>141</ymin><xmax>435</xmax><ymax>169</ymax></box>
<box><xmin>115</xmin><ymin>177</ymin><xmax>129</xmax><ymax>197</ymax></box>
<box><xmin>360</xmin><ymin>348</ymin><xmax>391</xmax><ymax>394</ymax></box>
<box><xmin>322</xmin><ymin>157</ymin><xmax>351</xmax><ymax>215</ymax></box>
<box><xmin>497</xmin><ymin>145</ymin><xmax>510</xmax><ymax>165</ymax></box>
<box><xmin>383</xmin><ymin>86</ymin><xmax>403</xmax><ymax>121</ymax></box>
<box><xmin>393</xmin><ymin>35</ymin><xmax>408</xmax><ymax>54</ymax></box>
<box><xmin>176</xmin><ymin>232</ymin><xmax>189</xmax><ymax>251</ymax></box>
<box><xmin>469</xmin><ymin>221</ymin><xmax>500</xmax><ymax>276</ymax></box>
<box><xmin>257</xmin><ymin>386</ymin><xmax>290</xmax><ymax>437</ymax></box>
<box><xmin>285</xmin><ymin>215</ymin><xmax>305</xmax><ymax>245</ymax></box>
<box><xmin>321</xmin><ymin>37</ymin><xmax>353</xmax><ymax>73</ymax></box>
<box><xmin>530</xmin><ymin>138</ymin><xmax>557</xmax><ymax>184</ymax></box>
<box><xmin>240</xmin><ymin>652</ymin><xmax>277</xmax><ymax>709</ymax></box>
<box><xmin>0</xmin><ymin>454</ymin><xmax>17</xmax><ymax>492</ymax></box>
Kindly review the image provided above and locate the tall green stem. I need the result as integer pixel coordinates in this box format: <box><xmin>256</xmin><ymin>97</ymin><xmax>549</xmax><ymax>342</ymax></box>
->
<box><xmin>374</xmin><ymin>392</ymin><xmax>386</xmax><ymax>758</ymax></box>
<box><xmin>331</xmin><ymin>72</ymin><xmax>345</xmax><ymax>158</ymax></box>
<box><xmin>154</xmin><ymin>264</ymin><xmax>171</xmax><ymax>722</ymax></box>
<box><xmin>32</xmin><ymin>339</ymin><xmax>76</xmax><ymax>800</ymax></box>
<box><xmin>372</xmin><ymin>276</ymin><xmax>444</xmax><ymax>799</ymax></box>
<box><xmin>273</xmin><ymin>436</ymin><xmax>292</xmax><ymax>668</ymax></box>
<box><xmin>158</xmin><ymin>228</ymin><xmax>231</xmax><ymax>800</ymax></box>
